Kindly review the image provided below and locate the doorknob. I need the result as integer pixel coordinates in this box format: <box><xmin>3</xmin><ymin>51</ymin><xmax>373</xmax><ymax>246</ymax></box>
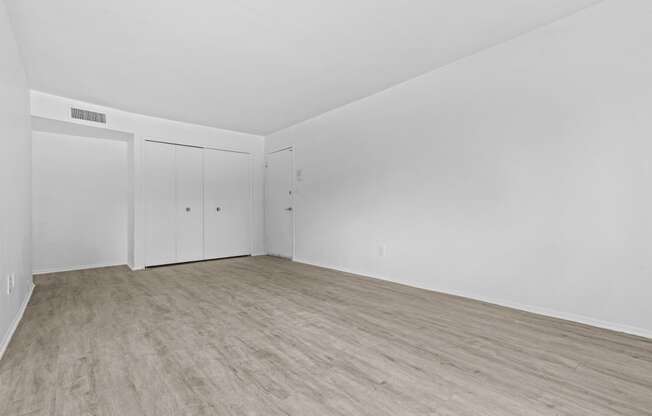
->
<box><xmin>216</xmin><ymin>207</ymin><xmax>221</xmax><ymax>212</ymax></box>
<box><xmin>185</xmin><ymin>207</ymin><xmax>191</xmax><ymax>212</ymax></box>
<box><xmin>285</xmin><ymin>207</ymin><xmax>293</xmax><ymax>211</ymax></box>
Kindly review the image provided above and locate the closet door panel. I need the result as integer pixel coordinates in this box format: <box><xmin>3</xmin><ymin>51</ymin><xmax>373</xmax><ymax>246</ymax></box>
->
<box><xmin>144</xmin><ymin>141</ymin><xmax>176</xmax><ymax>266</ymax></box>
<box><xmin>175</xmin><ymin>145</ymin><xmax>204</xmax><ymax>263</ymax></box>
<box><xmin>203</xmin><ymin>149</ymin><xmax>251</xmax><ymax>259</ymax></box>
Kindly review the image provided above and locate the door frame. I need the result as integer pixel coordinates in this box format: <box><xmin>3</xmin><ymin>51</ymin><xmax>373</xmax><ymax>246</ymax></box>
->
<box><xmin>265</xmin><ymin>146</ymin><xmax>295</xmax><ymax>260</ymax></box>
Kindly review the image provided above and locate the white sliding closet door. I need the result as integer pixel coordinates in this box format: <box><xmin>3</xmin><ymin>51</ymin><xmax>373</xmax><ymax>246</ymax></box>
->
<box><xmin>145</xmin><ymin>141</ymin><xmax>176</xmax><ymax>266</ymax></box>
<box><xmin>175</xmin><ymin>145</ymin><xmax>204</xmax><ymax>263</ymax></box>
<box><xmin>203</xmin><ymin>149</ymin><xmax>251</xmax><ymax>259</ymax></box>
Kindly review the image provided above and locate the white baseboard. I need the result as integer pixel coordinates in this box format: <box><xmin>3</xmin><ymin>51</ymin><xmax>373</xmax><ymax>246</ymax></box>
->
<box><xmin>295</xmin><ymin>257</ymin><xmax>652</xmax><ymax>341</ymax></box>
<box><xmin>33</xmin><ymin>262</ymin><xmax>125</xmax><ymax>275</ymax></box>
<box><xmin>0</xmin><ymin>282</ymin><xmax>35</xmax><ymax>362</ymax></box>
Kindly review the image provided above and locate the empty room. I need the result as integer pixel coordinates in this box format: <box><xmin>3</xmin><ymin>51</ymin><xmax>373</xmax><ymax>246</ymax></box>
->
<box><xmin>1</xmin><ymin>1</ymin><xmax>651</xmax><ymax>415</ymax></box>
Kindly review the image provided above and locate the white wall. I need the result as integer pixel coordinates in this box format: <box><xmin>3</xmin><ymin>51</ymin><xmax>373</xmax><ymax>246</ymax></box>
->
<box><xmin>266</xmin><ymin>0</ymin><xmax>652</xmax><ymax>338</ymax></box>
<box><xmin>0</xmin><ymin>1</ymin><xmax>32</xmax><ymax>358</ymax></box>
<box><xmin>32</xmin><ymin>132</ymin><xmax>128</xmax><ymax>273</ymax></box>
<box><xmin>30</xmin><ymin>91</ymin><xmax>266</xmax><ymax>270</ymax></box>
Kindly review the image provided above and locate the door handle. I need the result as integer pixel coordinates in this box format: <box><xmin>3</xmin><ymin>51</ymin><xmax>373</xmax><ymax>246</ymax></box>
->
<box><xmin>185</xmin><ymin>207</ymin><xmax>191</xmax><ymax>212</ymax></box>
<box><xmin>285</xmin><ymin>207</ymin><xmax>293</xmax><ymax>211</ymax></box>
<box><xmin>216</xmin><ymin>207</ymin><xmax>221</xmax><ymax>212</ymax></box>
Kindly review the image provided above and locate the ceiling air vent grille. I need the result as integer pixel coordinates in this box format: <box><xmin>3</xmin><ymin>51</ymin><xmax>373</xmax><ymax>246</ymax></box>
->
<box><xmin>71</xmin><ymin>107</ymin><xmax>106</xmax><ymax>124</ymax></box>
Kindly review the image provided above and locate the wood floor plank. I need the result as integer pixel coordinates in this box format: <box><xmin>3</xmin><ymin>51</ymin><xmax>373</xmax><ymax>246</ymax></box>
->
<box><xmin>1</xmin><ymin>256</ymin><xmax>651</xmax><ymax>415</ymax></box>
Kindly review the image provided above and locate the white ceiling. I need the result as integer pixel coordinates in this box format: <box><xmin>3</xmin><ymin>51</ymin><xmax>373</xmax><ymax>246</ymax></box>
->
<box><xmin>6</xmin><ymin>0</ymin><xmax>599</xmax><ymax>135</ymax></box>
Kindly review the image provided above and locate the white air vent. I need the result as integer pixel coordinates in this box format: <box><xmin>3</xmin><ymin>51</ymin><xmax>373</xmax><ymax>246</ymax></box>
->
<box><xmin>71</xmin><ymin>107</ymin><xmax>106</xmax><ymax>124</ymax></box>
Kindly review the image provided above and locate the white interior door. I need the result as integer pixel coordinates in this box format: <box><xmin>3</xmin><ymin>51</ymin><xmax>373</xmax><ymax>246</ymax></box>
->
<box><xmin>203</xmin><ymin>149</ymin><xmax>251</xmax><ymax>259</ymax></box>
<box><xmin>144</xmin><ymin>141</ymin><xmax>176</xmax><ymax>266</ymax></box>
<box><xmin>175</xmin><ymin>145</ymin><xmax>204</xmax><ymax>263</ymax></box>
<box><xmin>265</xmin><ymin>148</ymin><xmax>293</xmax><ymax>258</ymax></box>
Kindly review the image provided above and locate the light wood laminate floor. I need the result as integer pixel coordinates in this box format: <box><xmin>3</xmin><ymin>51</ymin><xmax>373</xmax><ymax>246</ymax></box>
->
<box><xmin>1</xmin><ymin>256</ymin><xmax>651</xmax><ymax>415</ymax></box>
